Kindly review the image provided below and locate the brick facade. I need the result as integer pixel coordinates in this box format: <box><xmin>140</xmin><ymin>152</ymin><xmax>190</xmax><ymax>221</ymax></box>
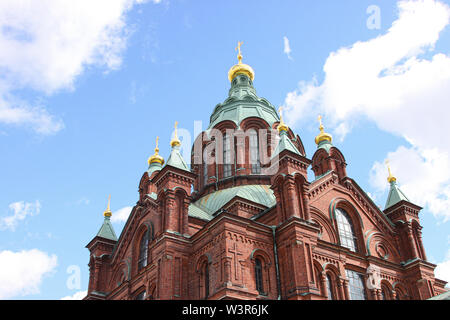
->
<box><xmin>84</xmin><ymin>69</ymin><xmax>447</xmax><ymax>301</ymax></box>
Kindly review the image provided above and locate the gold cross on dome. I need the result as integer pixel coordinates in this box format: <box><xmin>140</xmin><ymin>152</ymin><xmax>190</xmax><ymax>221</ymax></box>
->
<box><xmin>236</xmin><ymin>41</ymin><xmax>243</xmax><ymax>63</ymax></box>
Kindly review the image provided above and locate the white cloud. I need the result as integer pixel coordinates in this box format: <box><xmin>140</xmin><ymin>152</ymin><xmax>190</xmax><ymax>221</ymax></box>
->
<box><xmin>111</xmin><ymin>206</ymin><xmax>133</xmax><ymax>223</ymax></box>
<box><xmin>435</xmin><ymin>250</ymin><xmax>450</xmax><ymax>287</ymax></box>
<box><xmin>283</xmin><ymin>36</ymin><xmax>293</xmax><ymax>60</ymax></box>
<box><xmin>0</xmin><ymin>249</ymin><xmax>57</xmax><ymax>299</ymax></box>
<box><xmin>0</xmin><ymin>200</ymin><xmax>41</xmax><ymax>231</ymax></box>
<box><xmin>61</xmin><ymin>290</ymin><xmax>87</xmax><ymax>300</ymax></box>
<box><xmin>0</xmin><ymin>0</ymin><xmax>157</xmax><ymax>134</ymax></box>
<box><xmin>283</xmin><ymin>0</ymin><xmax>450</xmax><ymax>221</ymax></box>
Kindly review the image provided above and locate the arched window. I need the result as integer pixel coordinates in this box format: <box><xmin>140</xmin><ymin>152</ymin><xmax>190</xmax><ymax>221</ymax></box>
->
<box><xmin>255</xmin><ymin>258</ymin><xmax>264</xmax><ymax>294</ymax></box>
<box><xmin>381</xmin><ymin>285</ymin><xmax>390</xmax><ymax>300</ymax></box>
<box><xmin>249</xmin><ymin>130</ymin><xmax>261</xmax><ymax>174</ymax></box>
<box><xmin>335</xmin><ymin>208</ymin><xmax>358</xmax><ymax>252</ymax></box>
<box><xmin>137</xmin><ymin>229</ymin><xmax>149</xmax><ymax>271</ymax></box>
<box><xmin>346</xmin><ymin>269</ymin><xmax>367</xmax><ymax>300</ymax></box>
<box><xmin>134</xmin><ymin>290</ymin><xmax>146</xmax><ymax>300</ymax></box>
<box><xmin>223</xmin><ymin>134</ymin><xmax>232</xmax><ymax>178</ymax></box>
<box><xmin>326</xmin><ymin>273</ymin><xmax>335</xmax><ymax>300</ymax></box>
<box><xmin>203</xmin><ymin>148</ymin><xmax>208</xmax><ymax>186</ymax></box>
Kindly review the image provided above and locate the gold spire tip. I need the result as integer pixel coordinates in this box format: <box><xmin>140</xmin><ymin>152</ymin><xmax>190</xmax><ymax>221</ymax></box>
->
<box><xmin>228</xmin><ymin>41</ymin><xmax>254</xmax><ymax>82</ymax></box>
<box><xmin>103</xmin><ymin>194</ymin><xmax>112</xmax><ymax>217</ymax></box>
<box><xmin>385</xmin><ymin>160</ymin><xmax>397</xmax><ymax>183</ymax></box>
<box><xmin>277</xmin><ymin>107</ymin><xmax>289</xmax><ymax>133</ymax></box>
<box><xmin>314</xmin><ymin>114</ymin><xmax>332</xmax><ymax>145</ymax></box>
<box><xmin>170</xmin><ymin>121</ymin><xmax>181</xmax><ymax>147</ymax></box>
<box><xmin>148</xmin><ymin>136</ymin><xmax>164</xmax><ymax>166</ymax></box>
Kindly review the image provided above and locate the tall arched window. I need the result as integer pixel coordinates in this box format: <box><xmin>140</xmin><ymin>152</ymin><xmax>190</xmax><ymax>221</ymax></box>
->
<box><xmin>249</xmin><ymin>130</ymin><xmax>261</xmax><ymax>174</ymax></box>
<box><xmin>138</xmin><ymin>229</ymin><xmax>149</xmax><ymax>271</ymax></box>
<box><xmin>326</xmin><ymin>273</ymin><xmax>335</xmax><ymax>300</ymax></box>
<box><xmin>223</xmin><ymin>134</ymin><xmax>232</xmax><ymax>178</ymax></box>
<box><xmin>255</xmin><ymin>258</ymin><xmax>264</xmax><ymax>294</ymax></box>
<box><xmin>335</xmin><ymin>208</ymin><xmax>358</xmax><ymax>252</ymax></box>
<box><xmin>346</xmin><ymin>269</ymin><xmax>367</xmax><ymax>300</ymax></box>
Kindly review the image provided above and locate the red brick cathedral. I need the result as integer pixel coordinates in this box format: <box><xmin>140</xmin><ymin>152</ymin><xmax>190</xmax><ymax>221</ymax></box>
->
<box><xmin>85</xmin><ymin>45</ymin><xmax>447</xmax><ymax>300</ymax></box>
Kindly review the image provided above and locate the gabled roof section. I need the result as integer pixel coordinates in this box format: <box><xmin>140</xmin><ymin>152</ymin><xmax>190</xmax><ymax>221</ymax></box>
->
<box><xmin>272</xmin><ymin>131</ymin><xmax>301</xmax><ymax>159</ymax></box>
<box><xmin>385</xmin><ymin>180</ymin><xmax>410</xmax><ymax>210</ymax></box>
<box><xmin>96</xmin><ymin>216</ymin><xmax>118</xmax><ymax>242</ymax></box>
<box><xmin>165</xmin><ymin>145</ymin><xmax>190</xmax><ymax>172</ymax></box>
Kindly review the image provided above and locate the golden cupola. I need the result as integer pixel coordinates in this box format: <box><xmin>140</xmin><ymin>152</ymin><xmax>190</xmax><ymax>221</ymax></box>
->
<box><xmin>228</xmin><ymin>41</ymin><xmax>255</xmax><ymax>82</ymax></box>
<box><xmin>148</xmin><ymin>136</ymin><xmax>164</xmax><ymax>166</ymax></box>
<box><xmin>315</xmin><ymin>115</ymin><xmax>333</xmax><ymax>145</ymax></box>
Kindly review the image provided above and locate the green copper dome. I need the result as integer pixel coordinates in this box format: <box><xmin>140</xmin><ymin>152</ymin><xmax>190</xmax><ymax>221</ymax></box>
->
<box><xmin>208</xmin><ymin>74</ymin><xmax>279</xmax><ymax>130</ymax></box>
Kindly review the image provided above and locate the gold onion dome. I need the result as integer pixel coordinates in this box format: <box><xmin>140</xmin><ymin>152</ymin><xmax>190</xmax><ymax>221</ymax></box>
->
<box><xmin>103</xmin><ymin>195</ymin><xmax>112</xmax><ymax>217</ymax></box>
<box><xmin>315</xmin><ymin>115</ymin><xmax>333</xmax><ymax>145</ymax></box>
<box><xmin>148</xmin><ymin>136</ymin><xmax>164</xmax><ymax>166</ymax></box>
<box><xmin>277</xmin><ymin>107</ymin><xmax>289</xmax><ymax>133</ymax></box>
<box><xmin>228</xmin><ymin>41</ymin><xmax>255</xmax><ymax>82</ymax></box>
<box><xmin>170</xmin><ymin>121</ymin><xmax>181</xmax><ymax>147</ymax></box>
<box><xmin>386</xmin><ymin>160</ymin><xmax>397</xmax><ymax>183</ymax></box>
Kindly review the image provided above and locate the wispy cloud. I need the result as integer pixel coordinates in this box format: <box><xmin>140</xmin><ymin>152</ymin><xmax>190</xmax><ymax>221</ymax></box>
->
<box><xmin>111</xmin><ymin>206</ymin><xmax>133</xmax><ymax>223</ymax></box>
<box><xmin>0</xmin><ymin>200</ymin><xmax>41</xmax><ymax>231</ymax></box>
<box><xmin>283</xmin><ymin>36</ymin><xmax>293</xmax><ymax>60</ymax></box>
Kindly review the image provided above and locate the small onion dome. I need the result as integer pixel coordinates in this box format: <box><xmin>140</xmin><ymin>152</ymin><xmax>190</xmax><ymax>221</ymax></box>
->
<box><xmin>386</xmin><ymin>160</ymin><xmax>397</xmax><ymax>183</ymax></box>
<box><xmin>103</xmin><ymin>195</ymin><xmax>112</xmax><ymax>217</ymax></box>
<box><xmin>228</xmin><ymin>41</ymin><xmax>255</xmax><ymax>82</ymax></box>
<box><xmin>170</xmin><ymin>121</ymin><xmax>181</xmax><ymax>147</ymax></box>
<box><xmin>315</xmin><ymin>115</ymin><xmax>332</xmax><ymax>145</ymax></box>
<box><xmin>277</xmin><ymin>107</ymin><xmax>289</xmax><ymax>133</ymax></box>
<box><xmin>148</xmin><ymin>136</ymin><xmax>165</xmax><ymax>166</ymax></box>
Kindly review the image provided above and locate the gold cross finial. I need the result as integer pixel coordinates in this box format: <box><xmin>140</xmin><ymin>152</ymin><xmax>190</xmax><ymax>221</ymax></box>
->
<box><xmin>170</xmin><ymin>121</ymin><xmax>181</xmax><ymax>147</ymax></box>
<box><xmin>236</xmin><ymin>41</ymin><xmax>243</xmax><ymax>63</ymax></box>
<box><xmin>318</xmin><ymin>115</ymin><xmax>323</xmax><ymax>130</ymax></box>
<box><xmin>385</xmin><ymin>159</ymin><xmax>396</xmax><ymax>183</ymax></box>
<box><xmin>277</xmin><ymin>106</ymin><xmax>289</xmax><ymax>132</ymax></box>
<box><xmin>104</xmin><ymin>194</ymin><xmax>112</xmax><ymax>217</ymax></box>
<box><xmin>155</xmin><ymin>136</ymin><xmax>160</xmax><ymax>153</ymax></box>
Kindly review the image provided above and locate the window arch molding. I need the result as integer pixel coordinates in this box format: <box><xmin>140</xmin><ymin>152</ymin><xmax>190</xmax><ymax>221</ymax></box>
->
<box><xmin>134</xmin><ymin>222</ymin><xmax>154</xmax><ymax>274</ymax></box>
<box><xmin>329</xmin><ymin>198</ymin><xmax>366</xmax><ymax>254</ymax></box>
<box><xmin>196</xmin><ymin>254</ymin><xmax>212</xmax><ymax>300</ymax></box>
<box><xmin>380</xmin><ymin>280</ymin><xmax>393</xmax><ymax>300</ymax></box>
<box><xmin>250</xmin><ymin>249</ymin><xmax>272</xmax><ymax>296</ymax></box>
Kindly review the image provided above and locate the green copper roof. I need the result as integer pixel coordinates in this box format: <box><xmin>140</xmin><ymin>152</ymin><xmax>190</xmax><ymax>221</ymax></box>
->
<box><xmin>148</xmin><ymin>161</ymin><xmax>162</xmax><ymax>176</ymax></box>
<box><xmin>96</xmin><ymin>216</ymin><xmax>118</xmax><ymax>241</ymax></box>
<box><xmin>165</xmin><ymin>145</ymin><xmax>190</xmax><ymax>171</ymax></box>
<box><xmin>188</xmin><ymin>185</ymin><xmax>276</xmax><ymax>220</ymax></box>
<box><xmin>428</xmin><ymin>290</ymin><xmax>450</xmax><ymax>300</ymax></box>
<box><xmin>385</xmin><ymin>180</ymin><xmax>410</xmax><ymax>210</ymax></box>
<box><xmin>208</xmin><ymin>74</ymin><xmax>279</xmax><ymax>129</ymax></box>
<box><xmin>317</xmin><ymin>140</ymin><xmax>333</xmax><ymax>153</ymax></box>
<box><xmin>272</xmin><ymin>130</ymin><xmax>301</xmax><ymax>159</ymax></box>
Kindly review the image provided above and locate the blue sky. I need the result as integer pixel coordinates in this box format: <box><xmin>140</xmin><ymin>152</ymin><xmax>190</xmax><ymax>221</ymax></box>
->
<box><xmin>0</xmin><ymin>0</ymin><xmax>449</xmax><ymax>299</ymax></box>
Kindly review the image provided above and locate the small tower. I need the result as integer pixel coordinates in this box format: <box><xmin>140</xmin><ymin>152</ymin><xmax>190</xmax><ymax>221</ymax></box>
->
<box><xmin>311</xmin><ymin>115</ymin><xmax>347</xmax><ymax>180</ymax></box>
<box><xmin>85</xmin><ymin>196</ymin><xmax>117</xmax><ymax>300</ymax></box>
<box><xmin>383</xmin><ymin>162</ymin><xmax>426</xmax><ymax>261</ymax></box>
<box><xmin>152</xmin><ymin>122</ymin><xmax>196</xmax><ymax>236</ymax></box>
<box><xmin>139</xmin><ymin>136</ymin><xmax>165</xmax><ymax>200</ymax></box>
<box><xmin>270</xmin><ymin>107</ymin><xmax>312</xmax><ymax>222</ymax></box>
